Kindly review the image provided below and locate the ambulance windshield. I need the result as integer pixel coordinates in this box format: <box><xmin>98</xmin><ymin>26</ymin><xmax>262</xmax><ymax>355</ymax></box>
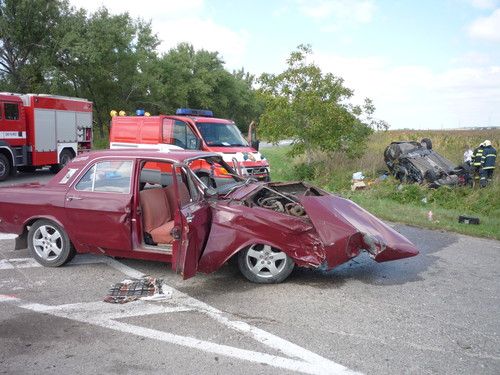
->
<box><xmin>196</xmin><ymin>122</ymin><xmax>249</xmax><ymax>147</ymax></box>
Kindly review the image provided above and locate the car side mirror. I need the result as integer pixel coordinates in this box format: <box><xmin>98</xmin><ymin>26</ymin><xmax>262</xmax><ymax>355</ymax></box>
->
<box><xmin>251</xmin><ymin>140</ymin><xmax>260</xmax><ymax>151</ymax></box>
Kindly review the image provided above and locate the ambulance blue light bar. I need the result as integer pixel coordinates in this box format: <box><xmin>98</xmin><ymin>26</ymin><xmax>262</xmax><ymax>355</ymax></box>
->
<box><xmin>176</xmin><ymin>108</ymin><xmax>213</xmax><ymax>117</ymax></box>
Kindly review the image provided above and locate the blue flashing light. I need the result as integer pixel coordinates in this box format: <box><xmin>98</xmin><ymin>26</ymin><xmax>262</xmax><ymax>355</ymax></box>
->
<box><xmin>176</xmin><ymin>108</ymin><xmax>213</xmax><ymax>117</ymax></box>
<box><xmin>136</xmin><ymin>109</ymin><xmax>145</xmax><ymax>116</ymax></box>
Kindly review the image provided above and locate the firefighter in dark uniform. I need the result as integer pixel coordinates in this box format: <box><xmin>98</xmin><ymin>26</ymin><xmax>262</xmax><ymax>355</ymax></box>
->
<box><xmin>471</xmin><ymin>142</ymin><xmax>484</xmax><ymax>185</ymax></box>
<box><xmin>480</xmin><ymin>140</ymin><xmax>497</xmax><ymax>187</ymax></box>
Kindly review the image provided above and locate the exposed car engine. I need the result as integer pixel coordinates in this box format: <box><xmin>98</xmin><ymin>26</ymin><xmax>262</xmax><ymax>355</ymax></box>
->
<box><xmin>249</xmin><ymin>182</ymin><xmax>322</xmax><ymax>217</ymax></box>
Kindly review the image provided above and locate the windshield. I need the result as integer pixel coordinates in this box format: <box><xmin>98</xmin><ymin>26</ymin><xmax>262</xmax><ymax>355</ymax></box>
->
<box><xmin>195</xmin><ymin>122</ymin><xmax>249</xmax><ymax>147</ymax></box>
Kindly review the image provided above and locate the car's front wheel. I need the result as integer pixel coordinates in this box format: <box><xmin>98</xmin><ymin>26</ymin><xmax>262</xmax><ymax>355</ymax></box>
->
<box><xmin>28</xmin><ymin>219</ymin><xmax>75</xmax><ymax>267</ymax></box>
<box><xmin>237</xmin><ymin>244</ymin><xmax>294</xmax><ymax>283</ymax></box>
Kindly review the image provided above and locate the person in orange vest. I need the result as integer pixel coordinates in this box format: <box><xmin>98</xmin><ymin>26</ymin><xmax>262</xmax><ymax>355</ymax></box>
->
<box><xmin>480</xmin><ymin>140</ymin><xmax>497</xmax><ymax>187</ymax></box>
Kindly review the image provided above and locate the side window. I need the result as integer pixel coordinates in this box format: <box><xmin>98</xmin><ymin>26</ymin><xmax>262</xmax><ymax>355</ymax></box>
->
<box><xmin>75</xmin><ymin>160</ymin><xmax>133</xmax><ymax>193</ymax></box>
<box><xmin>0</xmin><ymin>102</ymin><xmax>3</xmax><ymax>119</ymax></box>
<box><xmin>173</xmin><ymin>121</ymin><xmax>199</xmax><ymax>150</ymax></box>
<box><xmin>4</xmin><ymin>103</ymin><xmax>19</xmax><ymax>120</ymax></box>
<box><xmin>162</xmin><ymin>119</ymin><xmax>174</xmax><ymax>144</ymax></box>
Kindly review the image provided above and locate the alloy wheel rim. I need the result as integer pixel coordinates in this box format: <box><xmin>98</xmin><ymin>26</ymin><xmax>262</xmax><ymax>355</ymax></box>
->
<box><xmin>32</xmin><ymin>225</ymin><xmax>63</xmax><ymax>261</ymax></box>
<box><xmin>245</xmin><ymin>244</ymin><xmax>287</xmax><ymax>278</ymax></box>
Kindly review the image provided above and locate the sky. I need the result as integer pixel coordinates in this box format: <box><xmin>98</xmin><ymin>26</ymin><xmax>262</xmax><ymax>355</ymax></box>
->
<box><xmin>69</xmin><ymin>0</ymin><xmax>500</xmax><ymax>130</ymax></box>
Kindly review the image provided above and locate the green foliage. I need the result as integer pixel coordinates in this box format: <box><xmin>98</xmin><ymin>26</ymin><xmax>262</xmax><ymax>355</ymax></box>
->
<box><xmin>0</xmin><ymin>1</ymin><xmax>261</xmax><ymax>137</ymax></box>
<box><xmin>156</xmin><ymin>44</ymin><xmax>261</xmax><ymax>132</ymax></box>
<box><xmin>264</xmin><ymin>128</ymin><xmax>500</xmax><ymax>239</ymax></box>
<box><xmin>0</xmin><ymin>0</ymin><xmax>65</xmax><ymax>91</ymax></box>
<box><xmin>258</xmin><ymin>44</ymin><xmax>376</xmax><ymax>164</ymax></box>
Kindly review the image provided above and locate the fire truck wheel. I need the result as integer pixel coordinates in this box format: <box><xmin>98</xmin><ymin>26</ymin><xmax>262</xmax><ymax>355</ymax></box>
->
<box><xmin>17</xmin><ymin>166</ymin><xmax>37</xmax><ymax>173</ymax></box>
<box><xmin>0</xmin><ymin>154</ymin><xmax>11</xmax><ymax>181</ymax></box>
<box><xmin>50</xmin><ymin>149</ymin><xmax>74</xmax><ymax>173</ymax></box>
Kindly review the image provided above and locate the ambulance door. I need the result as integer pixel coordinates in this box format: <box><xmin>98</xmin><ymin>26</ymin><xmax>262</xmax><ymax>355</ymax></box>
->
<box><xmin>162</xmin><ymin>118</ymin><xmax>201</xmax><ymax>150</ymax></box>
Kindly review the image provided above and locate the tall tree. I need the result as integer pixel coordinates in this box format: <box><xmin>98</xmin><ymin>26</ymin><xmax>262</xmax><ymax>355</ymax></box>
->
<box><xmin>258</xmin><ymin>45</ymin><xmax>379</xmax><ymax>164</ymax></box>
<box><xmin>157</xmin><ymin>43</ymin><xmax>262</xmax><ymax>132</ymax></box>
<box><xmin>0</xmin><ymin>0</ymin><xmax>65</xmax><ymax>92</ymax></box>
<box><xmin>51</xmin><ymin>8</ymin><xmax>160</xmax><ymax>136</ymax></box>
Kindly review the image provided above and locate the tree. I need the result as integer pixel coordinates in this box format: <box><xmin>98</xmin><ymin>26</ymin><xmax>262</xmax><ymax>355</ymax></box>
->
<box><xmin>157</xmin><ymin>43</ymin><xmax>262</xmax><ymax>132</ymax></box>
<box><xmin>0</xmin><ymin>0</ymin><xmax>65</xmax><ymax>92</ymax></box>
<box><xmin>258</xmin><ymin>45</ymin><xmax>382</xmax><ymax>165</ymax></box>
<box><xmin>50</xmin><ymin>8</ymin><xmax>160</xmax><ymax>136</ymax></box>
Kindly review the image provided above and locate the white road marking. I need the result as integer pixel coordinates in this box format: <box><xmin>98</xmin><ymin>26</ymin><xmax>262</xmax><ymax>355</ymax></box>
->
<box><xmin>0</xmin><ymin>255</ymin><xmax>359</xmax><ymax>374</ymax></box>
<box><xmin>0</xmin><ymin>233</ymin><xmax>17</xmax><ymax>240</ymax></box>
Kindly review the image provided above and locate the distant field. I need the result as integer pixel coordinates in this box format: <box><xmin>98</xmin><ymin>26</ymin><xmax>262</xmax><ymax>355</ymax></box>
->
<box><xmin>264</xmin><ymin>129</ymin><xmax>500</xmax><ymax>240</ymax></box>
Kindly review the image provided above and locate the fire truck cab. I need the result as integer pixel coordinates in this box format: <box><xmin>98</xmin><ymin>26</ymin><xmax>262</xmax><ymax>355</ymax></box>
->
<box><xmin>0</xmin><ymin>93</ymin><xmax>93</xmax><ymax>181</ymax></box>
<box><xmin>110</xmin><ymin>109</ymin><xmax>270</xmax><ymax>185</ymax></box>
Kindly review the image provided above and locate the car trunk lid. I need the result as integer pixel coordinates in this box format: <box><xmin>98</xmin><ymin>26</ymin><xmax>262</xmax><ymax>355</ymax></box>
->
<box><xmin>300</xmin><ymin>195</ymin><xmax>419</xmax><ymax>268</ymax></box>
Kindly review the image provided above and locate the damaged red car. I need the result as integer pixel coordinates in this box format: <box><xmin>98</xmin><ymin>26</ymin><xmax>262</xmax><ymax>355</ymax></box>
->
<box><xmin>0</xmin><ymin>150</ymin><xmax>418</xmax><ymax>283</ymax></box>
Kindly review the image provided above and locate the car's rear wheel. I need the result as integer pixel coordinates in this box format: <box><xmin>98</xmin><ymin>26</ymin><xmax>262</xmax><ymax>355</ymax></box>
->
<box><xmin>237</xmin><ymin>244</ymin><xmax>294</xmax><ymax>284</ymax></box>
<box><xmin>28</xmin><ymin>219</ymin><xmax>75</xmax><ymax>267</ymax></box>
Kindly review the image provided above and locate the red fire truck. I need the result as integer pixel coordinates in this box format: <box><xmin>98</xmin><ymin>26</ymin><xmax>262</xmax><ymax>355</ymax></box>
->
<box><xmin>0</xmin><ymin>93</ymin><xmax>93</xmax><ymax>181</ymax></box>
<box><xmin>109</xmin><ymin>108</ymin><xmax>270</xmax><ymax>185</ymax></box>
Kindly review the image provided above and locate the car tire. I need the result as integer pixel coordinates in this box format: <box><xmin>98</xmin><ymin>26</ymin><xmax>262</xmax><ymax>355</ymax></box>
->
<box><xmin>424</xmin><ymin>169</ymin><xmax>438</xmax><ymax>182</ymax></box>
<box><xmin>394</xmin><ymin>165</ymin><xmax>408</xmax><ymax>182</ymax></box>
<box><xmin>237</xmin><ymin>244</ymin><xmax>294</xmax><ymax>284</ymax></box>
<box><xmin>421</xmin><ymin>138</ymin><xmax>433</xmax><ymax>150</ymax></box>
<box><xmin>50</xmin><ymin>149</ymin><xmax>74</xmax><ymax>173</ymax></box>
<box><xmin>0</xmin><ymin>154</ymin><xmax>11</xmax><ymax>181</ymax></box>
<box><xmin>28</xmin><ymin>219</ymin><xmax>76</xmax><ymax>267</ymax></box>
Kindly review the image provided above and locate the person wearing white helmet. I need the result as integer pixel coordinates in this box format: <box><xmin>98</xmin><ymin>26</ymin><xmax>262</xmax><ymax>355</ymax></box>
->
<box><xmin>479</xmin><ymin>140</ymin><xmax>496</xmax><ymax>187</ymax></box>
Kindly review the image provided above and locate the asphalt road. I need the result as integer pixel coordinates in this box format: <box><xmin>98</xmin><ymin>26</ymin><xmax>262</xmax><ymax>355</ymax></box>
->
<box><xmin>1</xmin><ymin>171</ymin><xmax>499</xmax><ymax>374</ymax></box>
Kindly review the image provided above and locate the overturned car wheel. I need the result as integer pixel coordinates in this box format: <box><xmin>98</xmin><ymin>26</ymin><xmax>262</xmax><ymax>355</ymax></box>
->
<box><xmin>238</xmin><ymin>244</ymin><xmax>294</xmax><ymax>284</ymax></box>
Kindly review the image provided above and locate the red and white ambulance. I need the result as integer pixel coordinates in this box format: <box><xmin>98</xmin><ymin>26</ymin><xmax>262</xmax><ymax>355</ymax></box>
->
<box><xmin>0</xmin><ymin>93</ymin><xmax>93</xmax><ymax>181</ymax></box>
<box><xmin>109</xmin><ymin>109</ymin><xmax>270</xmax><ymax>185</ymax></box>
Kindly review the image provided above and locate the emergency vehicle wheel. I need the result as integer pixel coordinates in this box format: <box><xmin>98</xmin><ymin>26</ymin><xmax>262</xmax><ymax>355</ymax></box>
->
<box><xmin>0</xmin><ymin>154</ymin><xmax>10</xmax><ymax>181</ymax></box>
<box><xmin>50</xmin><ymin>149</ymin><xmax>74</xmax><ymax>173</ymax></box>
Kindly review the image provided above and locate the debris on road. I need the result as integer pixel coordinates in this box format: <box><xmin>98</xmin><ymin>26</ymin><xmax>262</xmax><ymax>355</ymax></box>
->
<box><xmin>104</xmin><ymin>276</ymin><xmax>172</xmax><ymax>304</ymax></box>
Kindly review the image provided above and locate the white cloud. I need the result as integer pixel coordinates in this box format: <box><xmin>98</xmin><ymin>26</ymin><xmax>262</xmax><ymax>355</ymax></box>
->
<box><xmin>468</xmin><ymin>8</ymin><xmax>500</xmax><ymax>42</ymax></box>
<box><xmin>313</xmin><ymin>52</ymin><xmax>500</xmax><ymax>128</ymax></box>
<box><xmin>296</xmin><ymin>0</ymin><xmax>376</xmax><ymax>24</ymax></box>
<box><xmin>469</xmin><ymin>0</ymin><xmax>499</xmax><ymax>9</ymax></box>
<box><xmin>69</xmin><ymin>0</ymin><xmax>249</xmax><ymax>69</ymax></box>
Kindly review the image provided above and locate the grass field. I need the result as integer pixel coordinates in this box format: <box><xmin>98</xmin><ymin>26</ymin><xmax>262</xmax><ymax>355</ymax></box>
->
<box><xmin>263</xmin><ymin>129</ymin><xmax>500</xmax><ymax>240</ymax></box>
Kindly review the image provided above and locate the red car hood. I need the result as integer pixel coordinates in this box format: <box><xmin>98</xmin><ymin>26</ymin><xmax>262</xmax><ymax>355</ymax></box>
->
<box><xmin>300</xmin><ymin>195</ymin><xmax>418</xmax><ymax>268</ymax></box>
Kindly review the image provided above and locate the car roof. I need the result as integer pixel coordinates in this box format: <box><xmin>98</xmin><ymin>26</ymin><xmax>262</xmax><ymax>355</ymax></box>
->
<box><xmin>72</xmin><ymin>149</ymin><xmax>218</xmax><ymax>164</ymax></box>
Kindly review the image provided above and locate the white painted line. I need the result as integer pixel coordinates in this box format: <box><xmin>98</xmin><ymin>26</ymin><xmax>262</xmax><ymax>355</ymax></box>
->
<box><xmin>0</xmin><ymin>259</ymin><xmax>15</xmax><ymax>270</ymax></box>
<box><xmin>0</xmin><ymin>233</ymin><xmax>17</xmax><ymax>240</ymax></box>
<box><xmin>8</xmin><ymin>258</ymin><xmax>41</xmax><ymax>269</ymax></box>
<box><xmin>5</xmin><ymin>296</ymin><xmax>357</xmax><ymax>375</ymax></box>
<box><xmin>0</xmin><ymin>256</ymin><xmax>359</xmax><ymax>374</ymax></box>
<box><xmin>103</xmin><ymin>257</ymin><xmax>358</xmax><ymax>374</ymax></box>
<box><xmin>0</xmin><ymin>294</ymin><xmax>20</xmax><ymax>302</ymax></box>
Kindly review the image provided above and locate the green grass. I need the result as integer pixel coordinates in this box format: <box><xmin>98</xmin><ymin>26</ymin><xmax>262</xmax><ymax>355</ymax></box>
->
<box><xmin>262</xmin><ymin>129</ymin><xmax>500</xmax><ymax>240</ymax></box>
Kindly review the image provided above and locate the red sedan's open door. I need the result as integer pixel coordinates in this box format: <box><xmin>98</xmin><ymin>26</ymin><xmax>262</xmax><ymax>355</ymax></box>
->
<box><xmin>171</xmin><ymin>168</ymin><xmax>211</xmax><ymax>279</ymax></box>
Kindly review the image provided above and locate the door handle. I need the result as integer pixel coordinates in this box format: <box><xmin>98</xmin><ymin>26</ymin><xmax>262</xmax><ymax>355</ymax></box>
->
<box><xmin>185</xmin><ymin>213</ymin><xmax>194</xmax><ymax>223</ymax></box>
<box><xmin>66</xmin><ymin>196</ymin><xmax>83</xmax><ymax>201</ymax></box>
